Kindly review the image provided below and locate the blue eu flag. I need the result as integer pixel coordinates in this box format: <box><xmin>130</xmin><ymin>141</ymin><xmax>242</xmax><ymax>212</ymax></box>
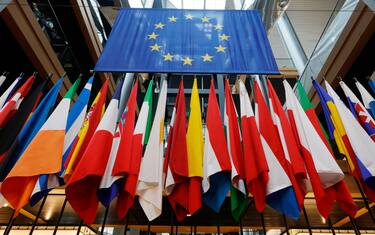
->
<box><xmin>95</xmin><ymin>8</ymin><xmax>279</xmax><ymax>74</ymax></box>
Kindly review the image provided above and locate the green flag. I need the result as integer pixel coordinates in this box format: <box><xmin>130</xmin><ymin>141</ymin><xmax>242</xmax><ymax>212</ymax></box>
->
<box><xmin>64</xmin><ymin>76</ymin><xmax>81</xmax><ymax>99</ymax></box>
<box><xmin>142</xmin><ymin>80</ymin><xmax>153</xmax><ymax>145</ymax></box>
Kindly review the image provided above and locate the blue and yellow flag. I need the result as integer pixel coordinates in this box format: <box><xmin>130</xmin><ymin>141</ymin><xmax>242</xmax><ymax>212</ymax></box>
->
<box><xmin>95</xmin><ymin>9</ymin><xmax>278</xmax><ymax>74</ymax></box>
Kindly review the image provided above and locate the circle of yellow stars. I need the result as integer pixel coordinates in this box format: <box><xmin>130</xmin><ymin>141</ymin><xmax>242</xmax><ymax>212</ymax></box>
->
<box><xmin>147</xmin><ymin>14</ymin><xmax>229</xmax><ymax>66</ymax></box>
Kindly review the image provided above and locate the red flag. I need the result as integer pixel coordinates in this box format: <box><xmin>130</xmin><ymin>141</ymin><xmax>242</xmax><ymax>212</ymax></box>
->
<box><xmin>0</xmin><ymin>76</ymin><xmax>35</xmax><ymax>128</ymax></box>
<box><xmin>65</xmin><ymin>80</ymin><xmax>122</xmax><ymax>224</ymax></box>
<box><xmin>163</xmin><ymin>80</ymin><xmax>189</xmax><ymax>221</ymax></box>
<box><xmin>238</xmin><ymin>80</ymin><xmax>268</xmax><ymax>212</ymax></box>
<box><xmin>284</xmin><ymin>80</ymin><xmax>357</xmax><ymax>218</ymax></box>
<box><xmin>63</xmin><ymin>80</ymin><xmax>109</xmax><ymax>182</ymax></box>
<box><xmin>266</xmin><ymin>80</ymin><xmax>306</xmax><ymax>207</ymax></box>
<box><xmin>111</xmin><ymin>80</ymin><xmax>140</xmax><ymax>219</ymax></box>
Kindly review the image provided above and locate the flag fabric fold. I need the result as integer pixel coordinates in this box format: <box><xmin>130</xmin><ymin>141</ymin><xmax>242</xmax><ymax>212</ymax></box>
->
<box><xmin>186</xmin><ymin>78</ymin><xmax>204</xmax><ymax>215</ymax></box>
<box><xmin>163</xmin><ymin>80</ymin><xmax>190</xmax><ymax>222</ymax></box>
<box><xmin>0</xmin><ymin>76</ymin><xmax>22</xmax><ymax>109</ymax></box>
<box><xmin>61</xmin><ymin>76</ymin><xmax>93</xmax><ymax>175</ymax></box>
<box><xmin>137</xmin><ymin>80</ymin><xmax>168</xmax><ymax>221</ymax></box>
<box><xmin>224</xmin><ymin>79</ymin><xmax>249</xmax><ymax>221</ymax></box>
<box><xmin>254</xmin><ymin>80</ymin><xmax>300</xmax><ymax>220</ymax></box>
<box><xmin>324</xmin><ymin>81</ymin><xmax>375</xmax><ymax>190</ymax></box>
<box><xmin>63</xmin><ymin>80</ymin><xmax>109</xmax><ymax>182</ymax></box>
<box><xmin>111</xmin><ymin>80</ymin><xmax>143</xmax><ymax>219</ymax></box>
<box><xmin>202</xmin><ymin>79</ymin><xmax>231</xmax><ymax>213</ymax></box>
<box><xmin>0</xmin><ymin>77</ymin><xmax>64</xmax><ymax>182</ymax></box>
<box><xmin>368</xmin><ymin>79</ymin><xmax>375</xmax><ymax>94</ymax></box>
<box><xmin>340</xmin><ymin>81</ymin><xmax>375</xmax><ymax>140</ymax></box>
<box><xmin>29</xmin><ymin>77</ymin><xmax>93</xmax><ymax>205</ymax></box>
<box><xmin>284</xmin><ymin>80</ymin><xmax>357</xmax><ymax>218</ymax></box>
<box><xmin>266</xmin><ymin>80</ymin><xmax>306</xmax><ymax>208</ymax></box>
<box><xmin>355</xmin><ymin>80</ymin><xmax>375</xmax><ymax>119</ymax></box>
<box><xmin>1</xmin><ymin>77</ymin><xmax>78</xmax><ymax>214</ymax></box>
<box><xmin>0</xmin><ymin>80</ymin><xmax>46</xmax><ymax>172</ymax></box>
<box><xmin>238</xmin><ymin>80</ymin><xmax>268</xmax><ymax>213</ymax></box>
<box><xmin>313</xmin><ymin>79</ymin><xmax>375</xmax><ymax>202</ymax></box>
<box><xmin>65</xmin><ymin>80</ymin><xmax>122</xmax><ymax>224</ymax></box>
<box><xmin>0</xmin><ymin>75</ymin><xmax>35</xmax><ymax>128</ymax></box>
<box><xmin>0</xmin><ymin>75</ymin><xmax>6</xmax><ymax>90</ymax></box>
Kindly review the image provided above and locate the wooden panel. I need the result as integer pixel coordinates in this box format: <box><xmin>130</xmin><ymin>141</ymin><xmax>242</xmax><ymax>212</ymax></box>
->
<box><xmin>0</xmin><ymin>0</ymin><xmax>71</xmax><ymax>95</ymax></box>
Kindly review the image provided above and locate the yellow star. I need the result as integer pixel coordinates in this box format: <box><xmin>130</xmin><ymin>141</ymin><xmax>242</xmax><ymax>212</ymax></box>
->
<box><xmin>182</xmin><ymin>56</ymin><xmax>193</xmax><ymax>65</ymax></box>
<box><xmin>215</xmin><ymin>45</ymin><xmax>226</xmax><ymax>53</ymax></box>
<box><xmin>147</xmin><ymin>32</ymin><xmax>158</xmax><ymax>40</ymax></box>
<box><xmin>201</xmin><ymin>53</ymin><xmax>213</xmax><ymax>62</ymax></box>
<box><xmin>201</xmin><ymin>16</ymin><xmax>210</xmax><ymax>23</ymax></box>
<box><xmin>163</xmin><ymin>53</ymin><xmax>173</xmax><ymax>61</ymax></box>
<box><xmin>214</xmin><ymin>24</ymin><xmax>223</xmax><ymax>31</ymax></box>
<box><xmin>219</xmin><ymin>34</ymin><xmax>230</xmax><ymax>41</ymax></box>
<box><xmin>150</xmin><ymin>43</ymin><xmax>162</xmax><ymax>52</ymax></box>
<box><xmin>154</xmin><ymin>22</ymin><xmax>165</xmax><ymax>29</ymax></box>
<box><xmin>168</xmin><ymin>16</ymin><xmax>177</xmax><ymax>22</ymax></box>
<box><xmin>185</xmin><ymin>14</ymin><xmax>193</xmax><ymax>20</ymax></box>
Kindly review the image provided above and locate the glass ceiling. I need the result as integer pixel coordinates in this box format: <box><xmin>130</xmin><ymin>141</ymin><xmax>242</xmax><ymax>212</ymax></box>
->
<box><xmin>127</xmin><ymin>0</ymin><xmax>256</xmax><ymax>10</ymax></box>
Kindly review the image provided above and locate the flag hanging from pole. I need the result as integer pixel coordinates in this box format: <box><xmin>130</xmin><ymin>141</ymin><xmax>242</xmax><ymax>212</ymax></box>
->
<box><xmin>266</xmin><ymin>80</ymin><xmax>307</xmax><ymax>208</ymax></box>
<box><xmin>284</xmin><ymin>80</ymin><xmax>357</xmax><ymax>218</ymax></box>
<box><xmin>340</xmin><ymin>81</ymin><xmax>375</xmax><ymax>141</ymax></box>
<box><xmin>1</xmin><ymin>77</ymin><xmax>79</xmax><ymax>214</ymax></box>
<box><xmin>164</xmin><ymin>80</ymin><xmax>190</xmax><ymax>222</ymax></box>
<box><xmin>63</xmin><ymin>80</ymin><xmax>109</xmax><ymax>182</ymax></box>
<box><xmin>224</xmin><ymin>79</ymin><xmax>249</xmax><ymax>221</ymax></box>
<box><xmin>254</xmin><ymin>80</ymin><xmax>300</xmax><ymax>220</ymax></box>
<box><xmin>66</xmin><ymin>80</ymin><xmax>123</xmax><ymax>224</ymax></box>
<box><xmin>0</xmin><ymin>76</ymin><xmax>22</xmax><ymax>109</ymax></box>
<box><xmin>0</xmin><ymin>76</ymin><xmax>64</xmax><ymax>182</ymax></box>
<box><xmin>202</xmin><ymin>79</ymin><xmax>231</xmax><ymax>213</ymax></box>
<box><xmin>137</xmin><ymin>80</ymin><xmax>168</xmax><ymax>221</ymax></box>
<box><xmin>186</xmin><ymin>78</ymin><xmax>203</xmax><ymax>216</ymax></box>
<box><xmin>94</xmin><ymin>9</ymin><xmax>278</xmax><ymax>74</ymax></box>
<box><xmin>238</xmin><ymin>80</ymin><xmax>268</xmax><ymax>213</ymax></box>
<box><xmin>355</xmin><ymin>80</ymin><xmax>375</xmax><ymax>119</ymax></box>
<box><xmin>313</xmin><ymin>79</ymin><xmax>375</xmax><ymax>202</ymax></box>
<box><xmin>0</xmin><ymin>75</ymin><xmax>35</xmax><ymax>128</ymax></box>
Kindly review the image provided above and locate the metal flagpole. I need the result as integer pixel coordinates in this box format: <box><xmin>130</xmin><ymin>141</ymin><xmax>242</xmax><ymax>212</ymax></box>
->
<box><xmin>260</xmin><ymin>213</ymin><xmax>266</xmax><ymax>234</ymax></box>
<box><xmin>76</xmin><ymin>220</ymin><xmax>83</xmax><ymax>235</ymax></box>
<box><xmin>100</xmin><ymin>207</ymin><xmax>110</xmax><ymax>235</ymax></box>
<box><xmin>349</xmin><ymin>216</ymin><xmax>361</xmax><ymax>235</ymax></box>
<box><xmin>239</xmin><ymin>218</ymin><xmax>244</xmax><ymax>235</ymax></box>
<box><xmin>353</xmin><ymin>177</ymin><xmax>375</xmax><ymax>223</ymax></box>
<box><xmin>217</xmin><ymin>213</ymin><xmax>221</xmax><ymax>235</ymax></box>
<box><xmin>327</xmin><ymin>216</ymin><xmax>336</xmax><ymax>235</ymax></box>
<box><xmin>3</xmin><ymin>210</ymin><xmax>15</xmax><ymax>235</ymax></box>
<box><xmin>282</xmin><ymin>215</ymin><xmax>290</xmax><ymax>235</ymax></box>
<box><xmin>29</xmin><ymin>195</ymin><xmax>48</xmax><ymax>235</ymax></box>
<box><xmin>302</xmin><ymin>206</ymin><xmax>313</xmax><ymax>235</ymax></box>
<box><xmin>53</xmin><ymin>197</ymin><xmax>68</xmax><ymax>235</ymax></box>
<box><xmin>123</xmin><ymin>215</ymin><xmax>129</xmax><ymax>235</ymax></box>
<box><xmin>147</xmin><ymin>221</ymin><xmax>151</xmax><ymax>235</ymax></box>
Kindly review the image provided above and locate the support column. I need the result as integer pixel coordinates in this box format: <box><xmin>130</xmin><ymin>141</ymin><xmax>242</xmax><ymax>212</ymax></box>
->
<box><xmin>276</xmin><ymin>12</ymin><xmax>308</xmax><ymax>76</ymax></box>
